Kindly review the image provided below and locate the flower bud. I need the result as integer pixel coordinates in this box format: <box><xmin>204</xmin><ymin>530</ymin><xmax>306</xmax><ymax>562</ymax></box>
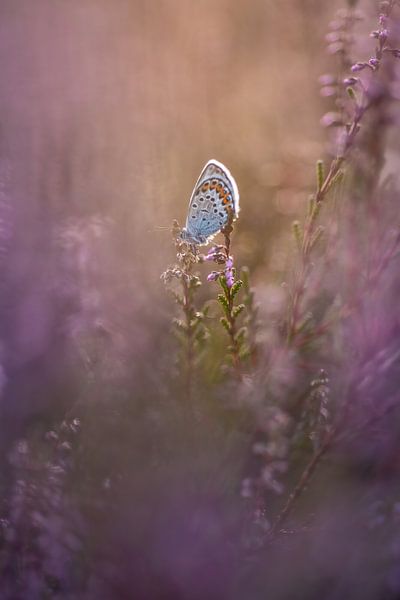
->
<box><xmin>351</xmin><ymin>62</ymin><xmax>368</xmax><ymax>72</ymax></box>
<box><xmin>207</xmin><ymin>271</ymin><xmax>220</xmax><ymax>282</ymax></box>
<box><xmin>343</xmin><ymin>77</ymin><xmax>358</xmax><ymax>86</ymax></box>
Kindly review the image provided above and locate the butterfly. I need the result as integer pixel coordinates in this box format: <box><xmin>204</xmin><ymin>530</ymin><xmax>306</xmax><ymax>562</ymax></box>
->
<box><xmin>180</xmin><ymin>159</ymin><xmax>240</xmax><ymax>245</ymax></box>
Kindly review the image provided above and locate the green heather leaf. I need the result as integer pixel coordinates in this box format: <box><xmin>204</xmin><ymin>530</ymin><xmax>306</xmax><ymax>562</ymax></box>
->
<box><xmin>231</xmin><ymin>280</ymin><xmax>243</xmax><ymax>299</ymax></box>
<box><xmin>346</xmin><ymin>86</ymin><xmax>357</xmax><ymax>101</ymax></box>
<box><xmin>195</xmin><ymin>327</ymin><xmax>209</xmax><ymax>344</ymax></box>
<box><xmin>217</xmin><ymin>294</ymin><xmax>230</xmax><ymax>316</ymax></box>
<box><xmin>220</xmin><ymin>317</ymin><xmax>230</xmax><ymax>333</ymax></box>
<box><xmin>309</xmin><ymin>225</ymin><xmax>325</xmax><ymax>251</ymax></box>
<box><xmin>308</xmin><ymin>195</ymin><xmax>315</xmax><ymax>216</ymax></box>
<box><xmin>235</xmin><ymin>326</ymin><xmax>247</xmax><ymax>344</ymax></box>
<box><xmin>170</xmin><ymin>291</ymin><xmax>184</xmax><ymax>306</ymax></box>
<box><xmin>325</xmin><ymin>168</ymin><xmax>344</xmax><ymax>192</ymax></box>
<box><xmin>292</xmin><ymin>220</ymin><xmax>303</xmax><ymax>252</ymax></box>
<box><xmin>202</xmin><ymin>304</ymin><xmax>210</xmax><ymax>317</ymax></box>
<box><xmin>316</xmin><ymin>159</ymin><xmax>324</xmax><ymax>192</ymax></box>
<box><xmin>172</xmin><ymin>318</ymin><xmax>187</xmax><ymax>332</ymax></box>
<box><xmin>232</xmin><ymin>304</ymin><xmax>245</xmax><ymax>319</ymax></box>
<box><xmin>239</xmin><ymin>346</ymin><xmax>251</xmax><ymax>360</ymax></box>
<box><xmin>218</xmin><ymin>275</ymin><xmax>229</xmax><ymax>295</ymax></box>
<box><xmin>309</xmin><ymin>200</ymin><xmax>321</xmax><ymax>227</ymax></box>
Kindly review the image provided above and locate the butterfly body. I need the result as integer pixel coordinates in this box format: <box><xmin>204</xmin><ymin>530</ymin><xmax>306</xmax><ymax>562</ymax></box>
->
<box><xmin>180</xmin><ymin>159</ymin><xmax>239</xmax><ymax>245</ymax></box>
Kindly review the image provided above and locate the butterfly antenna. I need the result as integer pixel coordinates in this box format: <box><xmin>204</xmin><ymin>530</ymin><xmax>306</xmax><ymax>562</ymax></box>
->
<box><xmin>152</xmin><ymin>225</ymin><xmax>170</xmax><ymax>231</ymax></box>
<box><xmin>150</xmin><ymin>221</ymin><xmax>182</xmax><ymax>237</ymax></box>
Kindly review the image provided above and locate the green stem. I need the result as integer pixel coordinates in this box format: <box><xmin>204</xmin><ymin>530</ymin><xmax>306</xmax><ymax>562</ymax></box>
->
<box><xmin>226</xmin><ymin>286</ymin><xmax>241</xmax><ymax>375</ymax></box>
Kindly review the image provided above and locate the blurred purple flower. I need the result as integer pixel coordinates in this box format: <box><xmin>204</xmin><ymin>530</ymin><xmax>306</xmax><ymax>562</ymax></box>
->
<box><xmin>319</xmin><ymin>73</ymin><xmax>336</xmax><ymax>86</ymax></box>
<box><xmin>207</xmin><ymin>271</ymin><xmax>220</xmax><ymax>282</ymax></box>
<box><xmin>320</xmin><ymin>112</ymin><xmax>343</xmax><ymax>128</ymax></box>
<box><xmin>343</xmin><ymin>77</ymin><xmax>358</xmax><ymax>86</ymax></box>
<box><xmin>325</xmin><ymin>31</ymin><xmax>341</xmax><ymax>43</ymax></box>
<box><xmin>351</xmin><ymin>62</ymin><xmax>368</xmax><ymax>72</ymax></box>
<box><xmin>379</xmin><ymin>29</ymin><xmax>388</xmax><ymax>42</ymax></box>
<box><xmin>328</xmin><ymin>20</ymin><xmax>342</xmax><ymax>31</ymax></box>
<box><xmin>320</xmin><ymin>86</ymin><xmax>336</xmax><ymax>97</ymax></box>
<box><xmin>327</xmin><ymin>42</ymin><xmax>344</xmax><ymax>55</ymax></box>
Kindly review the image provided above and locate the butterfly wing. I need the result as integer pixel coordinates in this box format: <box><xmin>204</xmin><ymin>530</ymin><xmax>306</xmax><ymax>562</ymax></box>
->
<box><xmin>184</xmin><ymin>159</ymin><xmax>240</xmax><ymax>245</ymax></box>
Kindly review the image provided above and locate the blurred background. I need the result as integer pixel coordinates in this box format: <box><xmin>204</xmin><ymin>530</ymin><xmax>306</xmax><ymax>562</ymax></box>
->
<box><xmin>1</xmin><ymin>1</ymin><xmax>400</xmax><ymax>598</ymax></box>
<box><xmin>0</xmin><ymin>0</ymin><xmax>342</xmax><ymax>431</ymax></box>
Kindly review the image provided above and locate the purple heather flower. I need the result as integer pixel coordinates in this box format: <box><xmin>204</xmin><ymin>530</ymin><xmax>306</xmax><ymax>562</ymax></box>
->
<box><xmin>327</xmin><ymin>42</ymin><xmax>344</xmax><ymax>55</ymax></box>
<box><xmin>325</xmin><ymin>31</ymin><xmax>341</xmax><ymax>43</ymax></box>
<box><xmin>343</xmin><ymin>77</ymin><xmax>358</xmax><ymax>86</ymax></box>
<box><xmin>204</xmin><ymin>245</ymin><xmax>226</xmax><ymax>264</ymax></box>
<box><xmin>204</xmin><ymin>247</ymin><xmax>219</xmax><ymax>261</ymax></box>
<box><xmin>225</xmin><ymin>257</ymin><xmax>234</xmax><ymax>289</ymax></box>
<box><xmin>379</xmin><ymin>29</ymin><xmax>388</xmax><ymax>41</ymax></box>
<box><xmin>379</xmin><ymin>14</ymin><xmax>387</xmax><ymax>26</ymax></box>
<box><xmin>226</xmin><ymin>273</ymin><xmax>234</xmax><ymax>288</ymax></box>
<box><xmin>320</xmin><ymin>112</ymin><xmax>342</xmax><ymax>128</ymax></box>
<box><xmin>319</xmin><ymin>73</ymin><xmax>336</xmax><ymax>86</ymax></box>
<box><xmin>369</xmin><ymin>58</ymin><xmax>380</xmax><ymax>68</ymax></box>
<box><xmin>351</xmin><ymin>62</ymin><xmax>368</xmax><ymax>72</ymax></box>
<box><xmin>207</xmin><ymin>271</ymin><xmax>220</xmax><ymax>282</ymax></box>
<box><xmin>320</xmin><ymin>86</ymin><xmax>336</xmax><ymax>97</ymax></box>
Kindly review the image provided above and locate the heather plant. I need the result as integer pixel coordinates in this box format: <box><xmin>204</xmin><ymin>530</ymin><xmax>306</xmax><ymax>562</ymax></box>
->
<box><xmin>161</xmin><ymin>221</ymin><xmax>209</xmax><ymax>404</ymax></box>
<box><xmin>251</xmin><ymin>0</ymin><xmax>400</xmax><ymax>540</ymax></box>
<box><xmin>1</xmin><ymin>1</ymin><xmax>400</xmax><ymax>599</ymax></box>
<box><xmin>203</xmin><ymin>220</ymin><xmax>249</xmax><ymax>374</ymax></box>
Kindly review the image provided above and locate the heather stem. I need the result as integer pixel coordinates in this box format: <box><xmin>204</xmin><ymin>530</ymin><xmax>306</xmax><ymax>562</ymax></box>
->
<box><xmin>181</xmin><ymin>267</ymin><xmax>194</xmax><ymax>404</ymax></box>
<box><xmin>226</xmin><ymin>286</ymin><xmax>242</xmax><ymax>376</ymax></box>
<box><xmin>286</xmin><ymin>0</ymin><xmax>398</xmax><ymax>346</ymax></box>
<box><xmin>268</xmin><ymin>392</ymin><xmax>351</xmax><ymax>538</ymax></box>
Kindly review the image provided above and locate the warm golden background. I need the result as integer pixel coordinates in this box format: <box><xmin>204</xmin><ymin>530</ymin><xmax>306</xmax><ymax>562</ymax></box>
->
<box><xmin>0</xmin><ymin>0</ymin><xmax>343</xmax><ymax>276</ymax></box>
<box><xmin>0</xmin><ymin>1</ymin><xmax>352</xmax><ymax>392</ymax></box>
